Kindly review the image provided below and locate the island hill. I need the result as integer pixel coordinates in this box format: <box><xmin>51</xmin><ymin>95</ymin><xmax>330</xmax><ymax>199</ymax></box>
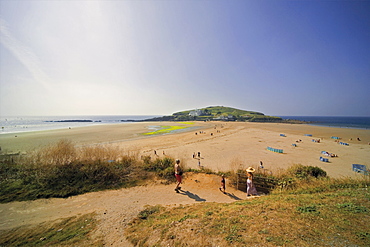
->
<box><xmin>141</xmin><ymin>106</ymin><xmax>284</xmax><ymax>122</ymax></box>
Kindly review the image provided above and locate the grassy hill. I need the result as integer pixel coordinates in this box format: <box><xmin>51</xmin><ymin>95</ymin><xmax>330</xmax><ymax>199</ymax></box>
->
<box><xmin>125</xmin><ymin>175</ymin><xmax>370</xmax><ymax>247</ymax></box>
<box><xmin>146</xmin><ymin>106</ymin><xmax>282</xmax><ymax>122</ymax></box>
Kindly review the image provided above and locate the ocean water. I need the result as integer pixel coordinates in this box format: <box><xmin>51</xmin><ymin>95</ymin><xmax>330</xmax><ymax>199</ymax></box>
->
<box><xmin>280</xmin><ymin>116</ymin><xmax>370</xmax><ymax>129</ymax></box>
<box><xmin>1</xmin><ymin>115</ymin><xmax>369</xmax><ymax>134</ymax></box>
<box><xmin>0</xmin><ymin>115</ymin><xmax>159</xmax><ymax>134</ymax></box>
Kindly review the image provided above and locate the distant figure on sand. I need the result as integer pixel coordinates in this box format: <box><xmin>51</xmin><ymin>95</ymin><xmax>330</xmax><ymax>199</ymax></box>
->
<box><xmin>259</xmin><ymin>161</ymin><xmax>264</xmax><ymax>169</ymax></box>
<box><xmin>246</xmin><ymin>167</ymin><xmax>258</xmax><ymax>197</ymax></box>
<box><xmin>174</xmin><ymin>159</ymin><xmax>182</xmax><ymax>193</ymax></box>
<box><xmin>219</xmin><ymin>175</ymin><xmax>226</xmax><ymax>194</ymax></box>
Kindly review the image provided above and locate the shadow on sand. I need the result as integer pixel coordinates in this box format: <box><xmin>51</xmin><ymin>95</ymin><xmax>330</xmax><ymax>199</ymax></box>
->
<box><xmin>224</xmin><ymin>192</ymin><xmax>243</xmax><ymax>200</ymax></box>
<box><xmin>178</xmin><ymin>190</ymin><xmax>206</xmax><ymax>202</ymax></box>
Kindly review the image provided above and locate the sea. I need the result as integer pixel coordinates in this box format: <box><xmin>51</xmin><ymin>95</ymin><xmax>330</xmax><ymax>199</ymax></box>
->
<box><xmin>1</xmin><ymin>115</ymin><xmax>369</xmax><ymax>135</ymax></box>
<box><xmin>279</xmin><ymin>116</ymin><xmax>370</xmax><ymax>130</ymax></box>
<box><xmin>0</xmin><ymin>115</ymin><xmax>159</xmax><ymax>134</ymax></box>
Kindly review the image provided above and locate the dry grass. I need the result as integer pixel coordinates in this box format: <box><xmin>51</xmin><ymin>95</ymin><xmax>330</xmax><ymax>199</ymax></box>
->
<box><xmin>0</xmin><ymin>213</ymin><xmax>103</xmax><ymax>246</ymax></box>
<box><xmin>0</xmin><ymin>140</ymin><xmax>178</xmax><ymax>202</ymax></box>
<box><xmin>125</xmin><ymin>171</ymin><xmax>370</xmax><ymax>247</ymax></box>
<box><xmin>126</xmin><ymin>186</ymin><xmax>370</xmax><ymax>246</ymax></box>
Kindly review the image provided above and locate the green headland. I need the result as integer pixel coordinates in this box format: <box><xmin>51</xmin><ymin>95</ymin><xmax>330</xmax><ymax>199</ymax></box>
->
<box><xmin>144</xmin><ymin>106</ymin><xmax>283</xmax><ymax>122</ymax></box>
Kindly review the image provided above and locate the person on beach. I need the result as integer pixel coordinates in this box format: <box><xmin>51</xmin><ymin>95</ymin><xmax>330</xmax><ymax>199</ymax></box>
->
<box><xmin>219</xmin><ymin>174</ymin><xmax>226</xmax><ymax>194</ymax></box>
<box><xmin>259</xmin><ymin>161</ymin><xmax>264</xmax><ymax>169</ymax></box>
<box><xmin>174</xmin><ymin>159</ymin><xmax>182</xmax><ymax>193</ymax></box>
<box><xmin>246</xmin><ymin>167</ymin><xmax>258</xmax><ymax>197</ymax></box>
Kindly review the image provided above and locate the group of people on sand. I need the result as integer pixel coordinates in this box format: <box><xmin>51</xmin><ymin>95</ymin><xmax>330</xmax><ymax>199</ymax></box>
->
<box><xmin>153</xmin><ymin>150</ymin><xmax>165</xmax><ymax>156</ymax></box>
<box><xmin>192</xmin><ymin>152</ymin><xmax>201</xmax><ymax>159</ymax></box>
<box><xmin>173</xmin><ymin>159</ymin><xmax>258</xmax><ymax>198</ymax></box>
<box><xmin>324</xmin><ymin>151</ymin><xmax>338</xmax><ymax>157</ymax></box>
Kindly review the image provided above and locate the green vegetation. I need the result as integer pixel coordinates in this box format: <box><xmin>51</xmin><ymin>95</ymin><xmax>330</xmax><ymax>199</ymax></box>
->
<box><xmin>141</xmin><ymin>155</ymin><xmax>178</xmax><ymax>182</ymax></box>
<box><xmin>145</xmin><ymin>106</ymin><xmax>283</xmax><ymax>122</ymax></box>
<box><xmin>0</xmin><ymin>140</ymin><xmax>178</xmax><ymax>203</ymax></box>
<box><xmin>142</xmin><ymin>125</ymin><xmax>191</xmax><ymax>136</ymax></box>
<box><xmin>125</xmin><ymin>175</ymin><xmax>370</xmax><ymax>247</ymax></box>
<box><xmin>0</xmin><ymin>213</ymin><xmax>102</xmax><ymax>246</ymax></box>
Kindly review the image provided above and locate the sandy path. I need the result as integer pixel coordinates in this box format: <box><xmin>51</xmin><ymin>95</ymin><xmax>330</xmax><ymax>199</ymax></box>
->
<box><xmin>0</xmin><ymin>173</ymin><xmax>246</xmax><ymax>246</ymax></box>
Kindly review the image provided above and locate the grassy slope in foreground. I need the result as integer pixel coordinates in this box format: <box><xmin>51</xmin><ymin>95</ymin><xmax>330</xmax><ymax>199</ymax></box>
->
<box><xmin>125</xmin><ymin>179</ymin><xmax>370</xmax><ymax>247</ymax></box>
<box><xmin>0</xmin><ymin>213</ymin><xmax>103</xmax><ymax>246</ymax></box>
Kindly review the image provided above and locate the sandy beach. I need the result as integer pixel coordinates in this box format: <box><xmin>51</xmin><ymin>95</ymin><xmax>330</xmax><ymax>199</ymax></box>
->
<box><xmin>1</xmin><ymin>121</ymin><xmax>370</xmax><ymax>246</ymax></box>
<box><xmin>1</xmin><ymin>121</ymin><xmax>369</xmax><ymax>178</ymax></box>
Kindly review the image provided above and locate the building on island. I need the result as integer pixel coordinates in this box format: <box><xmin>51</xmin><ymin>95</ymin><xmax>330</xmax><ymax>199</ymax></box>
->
<box><xmin>189</xmin><ymin>109</ymin><xmax>204</xmax><ymax>117</ymax></box>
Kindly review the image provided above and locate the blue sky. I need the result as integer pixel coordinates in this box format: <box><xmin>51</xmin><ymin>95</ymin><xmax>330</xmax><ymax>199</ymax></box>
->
<box><xmin>1</xmin><ymin>1</ymin><xmax>369</xmax><ymax>116</ymax></box>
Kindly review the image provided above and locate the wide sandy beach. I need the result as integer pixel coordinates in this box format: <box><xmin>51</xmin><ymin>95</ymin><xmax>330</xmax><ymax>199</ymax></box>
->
<box><xmin>1</xmin><ymin>121</ymin><xmax>369</xmax><ymax>178</ymax></box>
<box><xmin>1</xmin><ymin>121</ymin><xmax>370</xmax><ymax>245</ymax></box>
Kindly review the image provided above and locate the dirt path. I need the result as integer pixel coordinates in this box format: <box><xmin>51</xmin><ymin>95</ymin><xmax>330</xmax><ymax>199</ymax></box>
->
<box><xmin>0</xmin><ymin>173</ymin><xmax>247</xmax><ymax>246</ymax></box>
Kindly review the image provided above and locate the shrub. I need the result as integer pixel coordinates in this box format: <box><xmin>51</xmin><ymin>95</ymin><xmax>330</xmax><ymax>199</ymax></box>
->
<box><xmin>287</xmin><ymin>164</ymin><xmax>327</xmax><ymax>179</ymax></box>
<box><xmin>0</xmin><ymin>141</ymin><xmax>145</xmax><ymax>202</ymax></box>
<box><xmin>0</xmin><ymin>140</ymin><xmax>185</xmax><ymax>202</ymax></box>
<box><xmin>143</xmin><ymin>157</ymin><xmax>176</xmax><ymax>180</ymax></box>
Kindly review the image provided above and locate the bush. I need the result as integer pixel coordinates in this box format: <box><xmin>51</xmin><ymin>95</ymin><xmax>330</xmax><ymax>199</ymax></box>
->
<box><xmin>143</xmin><ymin>157</ymin><xmax>176</xmax><ymax>181</ymax></box>
<box><xmin>0</xmin><ymin>141</ymin><xmax>183</xmax><ymax>202</ymax></box>
<box><xmin>287</xmin><ymin>164</ymin><xmax>327</xmax><ymax>179</ymax></box>
<box><xmin>0</xmin><ymin>141</ymin><xmax>145</xmax><ymax>202</ymax></box>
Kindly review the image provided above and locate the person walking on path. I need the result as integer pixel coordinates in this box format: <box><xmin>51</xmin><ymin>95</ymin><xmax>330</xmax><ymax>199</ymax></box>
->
<box><xmin>219</xmin><ymin>174</ymin><xmax>226</xmax><ymax>194</ymax></box>
<box><xmin>174</xmin><ymin>159</ymin><xmax>183</xmax><ymax>193</ymax></box>
<box><xmin>246</xmin><ymin>167</ymin><xmax>258</xmax><ymax>197</ymax></box>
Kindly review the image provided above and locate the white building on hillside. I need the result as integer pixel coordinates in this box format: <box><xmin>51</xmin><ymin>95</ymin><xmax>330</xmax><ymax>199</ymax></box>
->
<box><xmin>189</xmin><ymin>109</ymin><xmax>203</xmax><ymax>117</ymax></box>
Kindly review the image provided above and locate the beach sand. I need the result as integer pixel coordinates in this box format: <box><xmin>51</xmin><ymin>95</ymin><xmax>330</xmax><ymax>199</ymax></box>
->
<box><xmin>1</xmin><ymin>121</ymin><xmax>369</xmax><ymax>178</ymax></box>
<box><xmin>1</xmin><ymin>121</ymin><xmax>369</xmax><ymax>246</ymax></box>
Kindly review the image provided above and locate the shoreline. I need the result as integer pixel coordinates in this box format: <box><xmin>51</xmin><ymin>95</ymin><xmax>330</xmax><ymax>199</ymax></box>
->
<box><xmin>1</xmin><ymin>121</ymin><xmax>369</xmax><ymax>178</ymax></box>
<box><xmin>305</xmin><ymin>123</ymin><xmax>370</xmax><ymax>130</ymax></box>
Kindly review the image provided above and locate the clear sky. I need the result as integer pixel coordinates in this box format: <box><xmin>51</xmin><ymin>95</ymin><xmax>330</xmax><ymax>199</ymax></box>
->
<box><xmin>1</xmin><ymin>1</ymin><xmax>369</xmax><ymax>117</ymax></box>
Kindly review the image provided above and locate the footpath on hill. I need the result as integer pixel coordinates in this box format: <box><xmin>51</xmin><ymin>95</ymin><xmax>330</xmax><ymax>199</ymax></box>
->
<box><xmin>0</xmin><ymin>173</ymin><xmax>249</xmax><ymax>246</ymax></box>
